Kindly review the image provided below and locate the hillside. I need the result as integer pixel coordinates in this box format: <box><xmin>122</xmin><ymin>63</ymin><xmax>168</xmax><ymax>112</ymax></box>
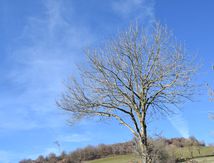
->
<box><xmin>87</xmin><ymin>146</ymin><xmax>214</xmax><ymax>163</ymax></box>
<box><xmin>20</xmin><ymin>137</ymin><xmax>213</xmax><ymax>163</ymax></box>
<box><xmin>87</xmin><ymin>154</ymin><xmax>214</xmax><ymax>163</ymax></box>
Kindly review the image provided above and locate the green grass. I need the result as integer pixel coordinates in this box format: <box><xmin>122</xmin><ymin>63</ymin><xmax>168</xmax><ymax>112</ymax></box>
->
<box><xmin>174</xmin><ymin>146</ymin><xmax>214</xmax><ymax>159</ymax></box>
<box><xmin>87</xmin><ymin>147</ymin><xmax>214</xmax><ymax>163</ymax></box>
<box><xmin>192</xmin><ymin>156</ymin><xmax>214</xmax><ymax>163</ymax></box>
<box><xmin>88</xmin><ymin>154</ymin><xmax>139</xmax><ymax>163</ymax></box>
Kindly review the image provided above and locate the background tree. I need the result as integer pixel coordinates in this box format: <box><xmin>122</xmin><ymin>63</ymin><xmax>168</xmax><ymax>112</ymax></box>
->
<box><xmin>207</xmin><ymin>66</ymin><xmax>214</xmax><ymax>119</ymax></box>
<box><xmin>58</xmin><ymin>22</ymin><xmax>197</xmax><ymax>163</ymax></box>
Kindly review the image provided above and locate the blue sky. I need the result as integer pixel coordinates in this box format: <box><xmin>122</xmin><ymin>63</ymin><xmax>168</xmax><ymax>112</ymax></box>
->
<box><xmin>0</xmin><ymin>0</ymin><xmax>214</xmax><ymax>162</ymax></box>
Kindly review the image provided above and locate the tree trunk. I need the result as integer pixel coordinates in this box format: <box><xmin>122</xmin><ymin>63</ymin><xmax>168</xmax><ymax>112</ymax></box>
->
<box><xmin>138</xmin><ymin>113</ymin><xmax>152</xmax><ymax>163</ymax></box>
<box><xmin>138</xmin><ymin>140</ymin><xmax>152</xmax><ymax>163</ymax></box>
<box><xmin>139</xmin><ymin>142</ymin><xmax>152</xmax><ymax>163</ymax></box>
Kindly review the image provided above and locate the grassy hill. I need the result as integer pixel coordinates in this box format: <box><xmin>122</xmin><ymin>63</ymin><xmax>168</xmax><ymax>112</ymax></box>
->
<box><xmin>87</xmin><ymin>146</ymin><xmax>214</xmax><ymax>163</ymax></box>
<box><xmin>88</xmin><ymin>155</ymin><xmax>214</xmax><ymax>163</ymax></box>
<box><xmin>19</xmin><ymin>137</ymin><xmax>213</xmax><ymax>163</ymax></box>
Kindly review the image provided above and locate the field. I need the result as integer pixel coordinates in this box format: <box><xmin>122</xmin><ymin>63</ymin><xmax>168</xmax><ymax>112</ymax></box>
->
<box><xmin>88</xmin><ymin>155</ymin><xmax>138</xmax><ymax>163</ymax></box>
<box><xmin>87</xmin><ymin>147</ymin><xmax>214</xmax><ymax>163</ymax></box>
<box><xmin>191</xmin><ymin>156</ymin><xmax>214</xmax><ymax>163</ymax></box>
<box><xmin>174</xmin><ymin>146</ymin><xmax>214</xmax><ymax>158</ymax></box>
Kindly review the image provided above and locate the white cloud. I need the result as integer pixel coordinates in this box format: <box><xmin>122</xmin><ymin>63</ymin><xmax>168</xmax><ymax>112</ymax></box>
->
<box><xmin>24</xmin><ymin>133</ymin><xmax>92</xmax><ymax>159</ymax></box>
<box><xmin>0</xmin><ymin>150</ymin><xmax>11</xmax><ymax>163</ymax></box>
<box><xmin>58</xmin><ymin>133</ymin><xmax>92</xmax><ymax>143</ymax></box>
<box><xmin>112</xmin><ymin>0</ymin><xmax>143</xmax><ymax>14</ymax></box>
<box><xmin>44</xmin><ymin>147</ymin><xmax>59</xmax><ymax>155</ymax></box>
<box><xmin>0</xmin><ymin>0</ymin><xmax>94</xmax><ymax>131</ymax></box>
<box><xmin>0</xmin><ymin>150</ymin><xmax>26</xmax><ymax>163</ymax></box>
<box><xmin>168</xmin><ymin>112</ymin><xmax>190</xmax><ymax>138</ymax></box>
<box><xmin>112</xmin><ymin>0</ymin><xmax>155</xmax><ymax>23</ymax></box>
<box><xmin>1</xmin><ymin>0</ymin><xmax>156</xmax><ymax>132</ymax></box>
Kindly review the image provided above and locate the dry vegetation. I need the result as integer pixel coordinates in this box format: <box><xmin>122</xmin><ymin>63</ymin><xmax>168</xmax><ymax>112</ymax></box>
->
<box><xmin>20</xmin><ymin>137</ymin><xmax>209</xmax><ymax>163</ymax></box>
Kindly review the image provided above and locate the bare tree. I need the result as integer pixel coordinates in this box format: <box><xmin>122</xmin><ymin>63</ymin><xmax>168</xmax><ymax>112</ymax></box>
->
<box><xmin>58</xmin><ymin>23</ymin><xmax>197</xmax><ymax>163</ymax></box>
<box><xmin>207</xmin><ymin>67</ymin><xmax>214</xmax><ymax>120</ymax></box>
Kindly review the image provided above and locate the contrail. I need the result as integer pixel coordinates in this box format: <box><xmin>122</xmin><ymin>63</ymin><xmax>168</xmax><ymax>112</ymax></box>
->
<box><xmin>168</xmin><ymin>111</ymin><xmax>190</xmax><ymax>138</ymax></box>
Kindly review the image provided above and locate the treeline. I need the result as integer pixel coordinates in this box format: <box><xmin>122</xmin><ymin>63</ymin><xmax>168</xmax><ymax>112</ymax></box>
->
<box><xmin>20</xmin><ymin>136</ymin><xmax>204</xmax><ymax>163</ymax></box>
<box><xmin>161</xmin><ymin>136</ymin><xmax>205</xmax><ymax>148</ymax></box>
<box><xmin>20</xmin><ymin>141</ymin><xmax>134</xmax><ymax>163</ymax></box>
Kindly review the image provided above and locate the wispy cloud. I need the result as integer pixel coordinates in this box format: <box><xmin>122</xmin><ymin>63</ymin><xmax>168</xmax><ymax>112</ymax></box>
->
<box><xmin>112</xmin><ymin>0</ymin><xmax>155</xmax><ymax>23</ymax></box>
<box><xmin>168</xmin><ymin>111</ymin><xmax>190</xmax><ymax>138</ymax></box>
<box><xmin>24</xmin><ymin>133</ymin><xmax>92</xmax><ymax>159</ymax></box>
<box><xmin>0</xmin><ymin>150</ymin><xmax>27</xmax><ymax>163</ymax></box>
<box><xmin>0</xmin><ymin>150</ymin><xmax>11</xmax><ymax>163</ymax></box>
<box><xmin>0</xmin><ymin>0</ymin><xmax>94</xmax><ymax>131</ymax></box>
<box><xmin>44</xmin><ymin>147</ymin><xmax>60</xmax><ymax>155</ymax></box>
<box><xmin>112</xmin><ymin>0</ymin><xmax>142</xmax><ymax>15</ymax></box>
<box><xmin>57</xmin><ymin>133</ymin><xmax>92</xmax><ymax>143</ymax></box>
<box><xmin>0</xmin><ymin>0</ymin><xmax>156</xmax><ymax>132</ymax></box>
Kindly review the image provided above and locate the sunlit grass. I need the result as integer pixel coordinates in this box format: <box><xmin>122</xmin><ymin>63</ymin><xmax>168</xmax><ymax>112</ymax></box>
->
<box><xmin>88</xmin><ymin>154</ymin><xmax>139</xmax><ymax>163</ymax></box>
<box><xmin>193</xmin><ymin>156</ymin><xmax>214</xmax><ymax>163</ymax></box>
<box><xmin>174</xmin><ymin>146</ymin><xmax>214</xmax><ymax>159</ymax></box>
<box><xmin>87</xmin><ymin>147</ymin><xmax>214</xmax><ymax>163</ymax></box>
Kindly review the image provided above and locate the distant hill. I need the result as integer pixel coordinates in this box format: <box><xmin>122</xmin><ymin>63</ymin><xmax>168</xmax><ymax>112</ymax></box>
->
<box><xmin>19</xmin><ymin>137</ymin><xmax>209</xmax><ymax>163</ymax></box>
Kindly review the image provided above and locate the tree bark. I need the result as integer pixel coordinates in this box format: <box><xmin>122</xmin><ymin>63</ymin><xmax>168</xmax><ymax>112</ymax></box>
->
<box><xmin>138</xmin><ymin>112</ymin><xmax>152</xmax><ymax>163</ymax></box>
<box><xmin>138</xmin><ymin>141</ymin><xmax>152</xmax><ymax>163</ymax></box>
